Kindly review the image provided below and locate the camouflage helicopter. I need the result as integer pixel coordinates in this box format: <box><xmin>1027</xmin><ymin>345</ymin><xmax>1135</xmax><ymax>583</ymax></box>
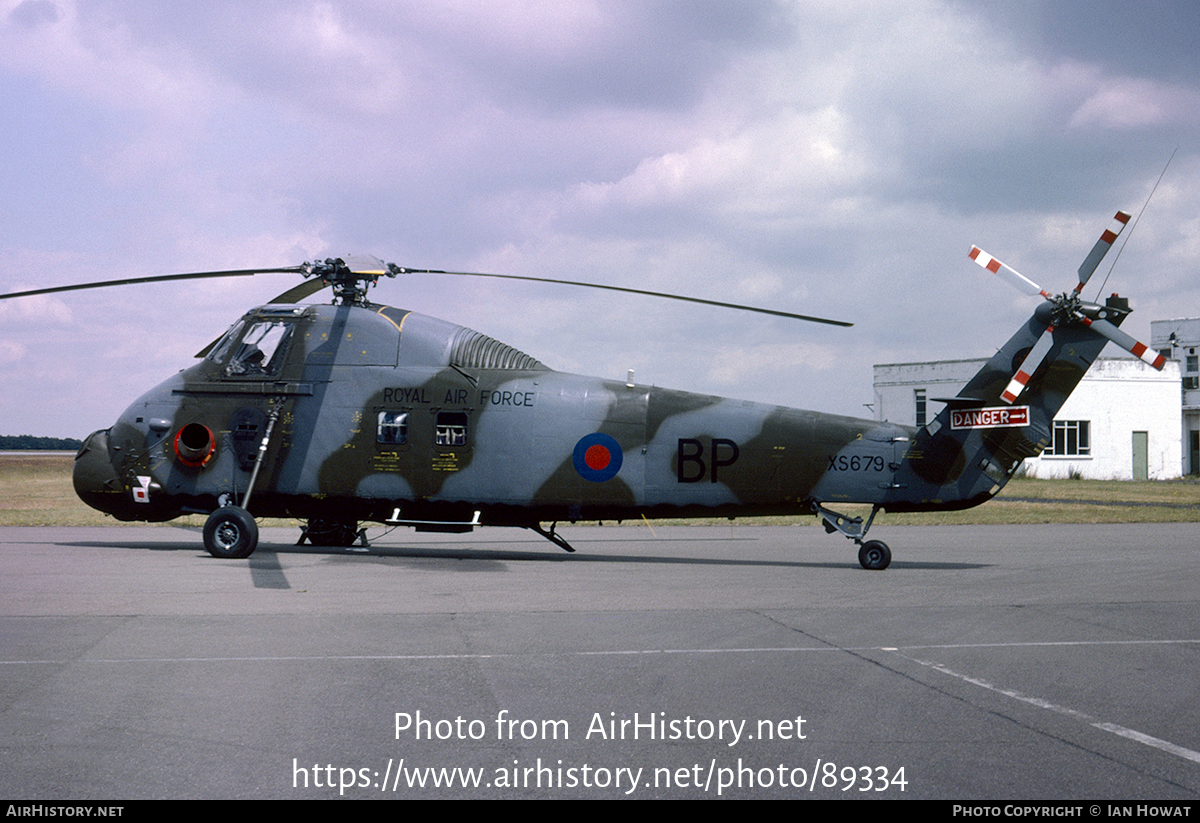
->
<box><xmin>0</xmin><ymin>209</ymin><xmax>1162</xmax><ymax>569</ymax></box>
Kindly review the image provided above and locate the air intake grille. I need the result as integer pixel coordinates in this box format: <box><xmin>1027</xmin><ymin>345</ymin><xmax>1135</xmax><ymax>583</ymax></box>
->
<box><xmin>449</xmin><ymin>327</ymin><xmax>546</xmax><ymax>371</ymax></box>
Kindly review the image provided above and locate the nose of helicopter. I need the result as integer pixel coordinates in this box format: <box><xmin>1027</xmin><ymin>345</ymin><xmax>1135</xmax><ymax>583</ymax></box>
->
<box><xmin>72</xmin><ymin>429</ymin><xmax>130</xmax><ymax>518</ymax></box>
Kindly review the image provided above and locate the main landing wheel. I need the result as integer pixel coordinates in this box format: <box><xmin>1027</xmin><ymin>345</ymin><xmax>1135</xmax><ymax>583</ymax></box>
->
<box><xmin>858</xmin><ymin>540</ymin><xmax>891</xmax><ymax>571</ymax></box>
<box><xmin>203</xmin><ymin>506</ymin><xmax>259</xmax><ymax>559</ymax></box>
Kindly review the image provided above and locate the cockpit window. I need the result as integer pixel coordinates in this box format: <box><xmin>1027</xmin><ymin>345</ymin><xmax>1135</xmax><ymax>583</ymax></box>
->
<box><xmin>225</xmin><ymin>321</ymin><xmax>294</xmax><ymax>377</ymax></box>
<box><xmin>206</xmin><ymin>319</ymin><xmax>246</xmax><ymax>365</ymax></box>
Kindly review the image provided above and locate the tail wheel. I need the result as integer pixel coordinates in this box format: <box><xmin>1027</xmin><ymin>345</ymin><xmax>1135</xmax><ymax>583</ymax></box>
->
<box><xmin>858</xmin><ymin>540</ymin><xmax>891</xmax><ymax>571</ymax></box>
<box><xmin>203</xmin><ymin>506</ymin><xmax>259</xmax><ymax>559</ymax></box>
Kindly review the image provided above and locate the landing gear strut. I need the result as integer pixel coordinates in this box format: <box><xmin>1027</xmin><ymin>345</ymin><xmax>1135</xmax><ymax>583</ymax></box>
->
<box><xmin>814</xmin><ymin>502</ymin><xmax>891</xmax><ymax>570</ymax></box>
<box><xmin>203</xmin><ymin>403</ymin><xmax>280</xmax><ymax>560</ymax></box>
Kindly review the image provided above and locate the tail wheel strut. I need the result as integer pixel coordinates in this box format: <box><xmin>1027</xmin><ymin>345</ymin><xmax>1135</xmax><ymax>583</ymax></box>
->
<box><xmin>813</xmin><ymin>503</ymin><xmax>891</xmax><ymax>570</ymax></box>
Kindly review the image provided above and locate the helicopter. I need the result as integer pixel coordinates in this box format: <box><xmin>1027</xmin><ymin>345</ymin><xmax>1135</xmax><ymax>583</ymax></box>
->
<box><xmin>0</xmin><ymin>209</ymin><xmax>1163</xmax><ymax>569</ymax></box>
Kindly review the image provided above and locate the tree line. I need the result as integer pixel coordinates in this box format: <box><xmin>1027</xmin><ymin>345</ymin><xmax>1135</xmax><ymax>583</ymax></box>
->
<box><xmin>0</xmin><ymin>435</ymin><xmax>84</xmax><ymax>450</ymax></box>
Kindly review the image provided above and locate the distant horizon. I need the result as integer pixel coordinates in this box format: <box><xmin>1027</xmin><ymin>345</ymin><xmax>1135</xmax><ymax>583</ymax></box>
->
<box><xmin>0</xmin><ymin>435</ymin><xmax>84</xmax><ymax>450</ymax></box>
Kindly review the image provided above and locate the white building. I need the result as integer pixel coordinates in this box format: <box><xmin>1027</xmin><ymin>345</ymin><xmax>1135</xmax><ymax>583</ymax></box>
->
<box><xmin>1151</xmin><ymin>317</ymin><xmax>1200</xmax><ymax>476</ymax></box>
<box><xmin>873</xmin><ymin>357</ymin><xmax>1182</xmax><ymax>480</ymax></box>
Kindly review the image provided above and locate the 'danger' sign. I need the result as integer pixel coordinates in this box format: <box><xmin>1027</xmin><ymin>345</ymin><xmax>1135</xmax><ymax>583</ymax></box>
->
<box><xmin>950</xmin><ymin>406</ymin><xmax>1030</xmax><ymax>430</ymax></box>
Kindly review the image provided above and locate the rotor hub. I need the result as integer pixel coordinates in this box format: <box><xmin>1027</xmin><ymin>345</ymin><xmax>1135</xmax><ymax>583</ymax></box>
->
<box><xmin>301</xmin><ymin>255</ymin><xmax>399</xmax><ymax>306</ymax></box>
<box><xmin>1048</xmin><ymin>292</ymin><xmax>1082</xmax><ymax>327</ymax></box>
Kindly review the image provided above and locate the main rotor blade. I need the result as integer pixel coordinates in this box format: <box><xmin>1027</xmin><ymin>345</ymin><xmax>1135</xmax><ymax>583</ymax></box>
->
<box><xmin>0</xmin><ymin>266</ymin><xmax>306</xmax><ymax>301</ymax></box>
<box><xmin>262</xmin><ymin>277</ymin><xmax>330</xmax><ymax>305</ymax></box>
<box><xmin>1080</xmin><ymin>316</ymin><xmax>1166</xmax><ymax>369</ymax></box>
<box><xmin>2</xmin><ymin>258</ymin><xmax>853</xmax><ymax>326</ymax></box>
<box><xmin>968</xmin><ymin>246</ymin><xmax>1051</xmax><ymax>298</ymax></box>
<box><xmin>1000</xmin><ymin>325</ymin><xmax>1056</xmax><ymax>404</ymax></box>
<box><xmin>397</xmin><ymin>268</ymin><xmax>853</xmax><ymax>327</ymax></box>
<box><xmin>1075</xmin><ymin>210</ymin><xmax>1131</xmax><ymax>293</ymax></box>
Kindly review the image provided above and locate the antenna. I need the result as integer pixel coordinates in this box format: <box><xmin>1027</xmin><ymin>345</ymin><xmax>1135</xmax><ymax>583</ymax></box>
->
<box><xmin>1092</xmin><ymin>147</ymin><xmax>1177</xmax><ymax>301</ymax></box>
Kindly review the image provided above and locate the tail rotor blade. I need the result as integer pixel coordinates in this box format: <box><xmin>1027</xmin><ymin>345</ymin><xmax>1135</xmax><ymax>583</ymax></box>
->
<box><xmin>1080</xmin><ymin>316</ymin><xmax>1166</xmax><ymax>369</ymax></box>
<box><xmin>1000</xmin><ymin>325</ymin><xmax>1056</xmax><ymax>404</ymax></box>
<box><xmin>968</xmin><ymin>246</ymin><xmax>1051</xmax><ymax>298</ymax></box>
<box><xmin>969</xmin><ymin>207</ymin><xmax>1159</xmax><ymax>403</ymax></box>
<box><xmin>1075</xmin><ymin>210</ymin><xmax>1131</xmax><ymax>293</ymax></box>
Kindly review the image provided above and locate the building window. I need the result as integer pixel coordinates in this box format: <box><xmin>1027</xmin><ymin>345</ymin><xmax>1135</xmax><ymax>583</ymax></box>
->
<box><xmin>377</xmin><ymin>412</ymin><xmax>408</xmax><ymax>445</ymax></box>
<box><xmin>1047</xmin><ymin>420</ymin><xmax>1090</xmax><ymax>457</ymax></box>
<box><xmin>914</xmin><ymin>389</ymin><xmax>927</xmax><ymax>427</ymax></box>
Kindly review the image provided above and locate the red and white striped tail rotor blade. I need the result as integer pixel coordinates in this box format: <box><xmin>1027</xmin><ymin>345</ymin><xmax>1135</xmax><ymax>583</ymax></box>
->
<box><xmin>1075</xmin><ymin>210</ymin><xmax>1131</xmax><ymax>293</ymax></box>
<box><xmin>969</xmin><ymin>246</ymin><xmax>1052</xmax><ymax>298</ymax></box>
<box><xmin>1080</xmin><ymin>316</ymin><xmax>1167</xmax><ymax>370</ymax></box>
<box><xmin>1000</xmin><ymin>325</ymin><xmax>1056</xmax><ymax>404</ymax></box>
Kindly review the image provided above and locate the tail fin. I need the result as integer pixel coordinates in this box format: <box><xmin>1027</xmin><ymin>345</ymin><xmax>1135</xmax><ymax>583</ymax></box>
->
<box><xmin>885</xmin><ymin>295</ymin><xmax>1130</xmax><ymax>511</ymax></box>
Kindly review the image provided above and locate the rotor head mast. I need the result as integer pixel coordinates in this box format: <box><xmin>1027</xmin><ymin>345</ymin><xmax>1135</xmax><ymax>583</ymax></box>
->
<box><xmin>300</xmin><ymin>255</ymin><xmax>400</xmax><ymax>306</ymax></box>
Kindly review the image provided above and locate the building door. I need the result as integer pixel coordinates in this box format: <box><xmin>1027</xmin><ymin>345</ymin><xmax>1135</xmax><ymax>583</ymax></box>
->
<box><xmin>1190</xmin><ymin>430</ymin><xmax>1199</xmax><ymax>476</ymax></box>
<box><xmin>1132</xmin><ymin>431</ymin><xmax>1148</xmax><ymax>481</ymax></box>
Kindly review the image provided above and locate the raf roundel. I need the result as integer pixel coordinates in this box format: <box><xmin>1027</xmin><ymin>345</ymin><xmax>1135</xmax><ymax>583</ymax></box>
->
<box><xmin>572</xmin><ymin>433</ymin><xmax>623</xmax><ymax>483</ymax></box>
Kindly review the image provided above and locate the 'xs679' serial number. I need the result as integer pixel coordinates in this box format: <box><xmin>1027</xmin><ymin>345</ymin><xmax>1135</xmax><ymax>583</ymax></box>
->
<box><xmin>827</xmin><ymin>454</ymin><xmax>886</xmax><ymax>472</ymax></box>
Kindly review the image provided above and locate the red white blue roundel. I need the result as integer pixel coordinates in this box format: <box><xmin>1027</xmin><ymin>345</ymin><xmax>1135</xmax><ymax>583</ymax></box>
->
<box><xmin>572</xmin><ymin>433</ymin><xmax>623</xmax><ymax>482</ymax></box>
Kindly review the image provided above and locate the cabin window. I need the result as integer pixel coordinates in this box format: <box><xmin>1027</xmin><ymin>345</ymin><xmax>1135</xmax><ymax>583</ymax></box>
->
<box><xmin>435</xmin><ymin>412</ymin><xmax>468</xmax><ymax>446</ymax></box>
<box><xmin>377</xmin><ymin>412</ymin><xmax>408</xmax><ymax>445</ymax></box>
<box><xmin>1047</xmin><ymin>420</ymin><xmax>1090</xmax><ymax>457</ymax></box>
<box><xmin>225</xmin><ymin>321</ymin><xmax>294</xmax><ymax>377</ymax></box>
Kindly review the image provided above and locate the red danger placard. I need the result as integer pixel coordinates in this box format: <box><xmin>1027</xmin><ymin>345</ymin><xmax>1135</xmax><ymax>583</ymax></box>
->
<box><xmin>950</xmin><ymin>406</ymin><xmax>1030</xmax><ymax>430</ymax></box>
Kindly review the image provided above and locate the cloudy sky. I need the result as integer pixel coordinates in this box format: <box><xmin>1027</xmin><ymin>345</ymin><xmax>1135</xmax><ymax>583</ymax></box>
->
<box><xmin>1</xmin><ymin>0</ymin><xmax>1197</xmax><ymax>439</ymax></box>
